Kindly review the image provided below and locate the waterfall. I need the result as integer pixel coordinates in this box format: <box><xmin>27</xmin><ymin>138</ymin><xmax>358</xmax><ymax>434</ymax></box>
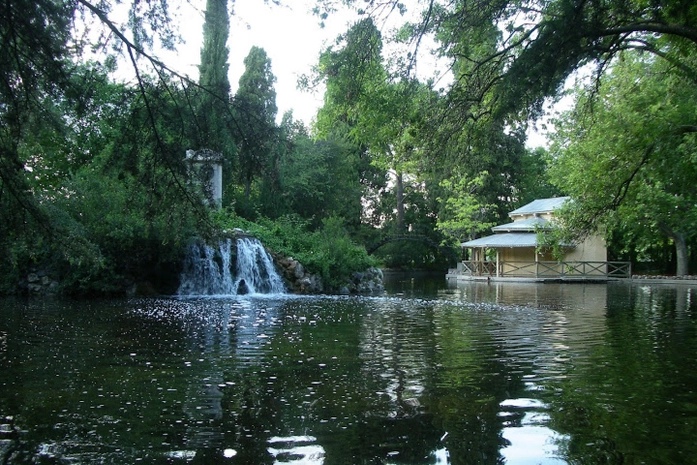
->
<box><xmin>177</xmin><ymin>237</ymin><xmax>286</xmax><ymax>296</ymax></box>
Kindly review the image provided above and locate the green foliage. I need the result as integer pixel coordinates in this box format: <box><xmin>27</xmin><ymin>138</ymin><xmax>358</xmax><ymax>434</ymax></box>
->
<box><xmin>199</xmin><ymin>0</ymin><xmax>230</xmax><ymax>99</ymax></box>
<box><xmin>436</xmin><ymin>172</ymin><xmax>496</xmax><ymax>246</ymax></box>
<box><xmin>263</xmin><ymin>118</ymin><xmax>368</xmax><ymax>229</ymax></box>
<box><xmin>232</xmin><ymin>46</ymin><xmax>278</xmax><ymax>202</ymax></box>
<box><xmin>549</xmin><ymin>50</ymin><xmax>697</xmax><ymax>275</ymax></box>
<box><xmin>1</xmin><ymin>0</ymin><xmax>74</xmax><ymax>284</ymax></box>
<box><xmin>368</xmin><ymin>175</ymin><xmax>455</xmax><ymax>270</ymax></box>
<box><xmin>314</xmin><ymin>18</ymin><xmax>385</xmax><ymax>138</ymax></box>
<box><xmin>197</xmin><ymin>0</ymin><xmax>234</xmax><ymax>156</ymax></box>
<box><xmin>312</xmin><ymin>17</ymin><xmax>469</xmax><ymax>270</ymax></box>
<box><xmin>516</xmin><ymin>147</ymin><xmax>562</xmax><ymax>204</ymax></box>
<box><xmin>385</xmin><ymin>0</ymin><xmax>697</xmax><ymax>121</ymax></box>
<box><xmin>1</xmin><ymin>51</ymin><xmax>213</xmax><ymax>295</ymax></box>
<box><xmin>1</xmin><ymin>0</ymin><xmax>243</xmax><ymax>295</ymax></box>
<box><xmin>314</xmin><ymin>20</ymin><xmax>400</xmax><ymax>223</ymax></box>
<box><xmin>534</xmin><ymin>222</ymin><xmax>568</xmax><ymax>263</ymax></box>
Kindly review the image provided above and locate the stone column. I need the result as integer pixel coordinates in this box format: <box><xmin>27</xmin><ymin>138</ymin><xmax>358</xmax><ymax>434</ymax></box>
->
<box><xmin>185</xmin><ymin>149</ymin><xmax>224</xmax><ymax>208</ymax></box>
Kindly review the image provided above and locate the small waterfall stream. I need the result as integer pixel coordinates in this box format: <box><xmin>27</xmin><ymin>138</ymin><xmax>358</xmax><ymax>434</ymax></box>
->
<box><xmin>177</xmin><ymin>237</ymin><xmax>286</xmax><ymax>296</ymax></box>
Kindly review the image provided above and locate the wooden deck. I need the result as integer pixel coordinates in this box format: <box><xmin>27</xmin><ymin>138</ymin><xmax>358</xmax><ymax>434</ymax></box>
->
<box><xmin>447</xmin><ymin>260</ymin><xmax>632</xmax><ymax>282</ymax></box>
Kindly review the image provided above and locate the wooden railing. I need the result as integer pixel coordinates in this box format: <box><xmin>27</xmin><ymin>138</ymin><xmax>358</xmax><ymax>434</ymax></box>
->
<box><xmin>456</xmin><ymin>261</ymin><xmax>631</xmax><ymax>279</ymax></box>
<box><xmin>460</xmin><ymin>261</ymin><xmax>497</xmax><ymax>276</ymax></box>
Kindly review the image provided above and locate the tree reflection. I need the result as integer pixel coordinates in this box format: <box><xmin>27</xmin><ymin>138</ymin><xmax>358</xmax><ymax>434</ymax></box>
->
<box><xmin>546</xmin><ymin>284</ymin><xmax>697</xmax><ymax>464</ymax></box>
<box><xmin>2</xmin><ymin>283</ymin><xmax>695</xmax><ymax>464</ymax></box>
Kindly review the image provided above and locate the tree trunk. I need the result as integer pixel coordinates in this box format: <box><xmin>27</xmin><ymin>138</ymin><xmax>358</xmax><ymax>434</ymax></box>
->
<box><xmin>661</xmin><ymin>223</ymin><xmax>690</xmax><ymax>276</ymax></box>
<box><xmin>395</xmin><ymin>171</ymin><xmax>405</xmax><ymax>233</ymax></box>
<box><xmin>244</xmin><ymin>177</ymin><xmax>251</xmax><ymax>202</ymax></box>
<box><xmin>674</xmin><ymin>231</ymin><xmax>689</xmax><ymax>276</ymax></box>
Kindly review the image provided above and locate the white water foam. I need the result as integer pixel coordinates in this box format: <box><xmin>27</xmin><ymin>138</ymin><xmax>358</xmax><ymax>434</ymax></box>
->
<box><xmin>177</xmin><ymin>237</ymin><xmax>286</xmax><ymax>296</ymax></box>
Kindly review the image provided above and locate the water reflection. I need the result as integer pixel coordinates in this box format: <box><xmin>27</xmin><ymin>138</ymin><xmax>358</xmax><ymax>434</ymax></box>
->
<box><xmin>499</xmin><ymin>398</ymin><xmax>567</xmax><ymax>464</ymax></box>
<box><xmin>268</xmin><ymin>436</ymin><xmax>324</xmax><ymax>463</ymax></box>
<box><xmin>359</xmin><ymin>298</ymin><xmax>433</xmax><ymax>419</ymax></box>
<box><xmin>1</xmin><ymin>281</ymin><xmax>697</xmax><ymax>464</ymax></box>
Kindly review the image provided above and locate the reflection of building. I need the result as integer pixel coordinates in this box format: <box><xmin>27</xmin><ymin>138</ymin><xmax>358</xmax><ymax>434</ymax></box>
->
<box><xmin>185</xmin><ymin>149</ymin><xmax>223</xmax><ymax>208</ymax></box>
<box><xmin>445</xmin><ymin>280</ymin><xmax>609</xmax><ymax>311</ymax></box>
<box><xmin>448</xmin><ymin>197</ymin><xmax>630</xmax><ymax>281</ymax></box>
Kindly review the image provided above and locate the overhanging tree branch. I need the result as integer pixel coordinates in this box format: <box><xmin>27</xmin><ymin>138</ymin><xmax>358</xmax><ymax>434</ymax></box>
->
<box><xmin>600</xmin><ymin>22</ymin><xmax>697</xmax><ymax>46</ymax></box>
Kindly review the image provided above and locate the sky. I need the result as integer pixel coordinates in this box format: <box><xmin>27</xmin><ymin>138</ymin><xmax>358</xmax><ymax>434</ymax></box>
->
<box><xmin>154</xmin><ymin>0</ymin><xmax>359</xmax><ymax>127</ymax></box>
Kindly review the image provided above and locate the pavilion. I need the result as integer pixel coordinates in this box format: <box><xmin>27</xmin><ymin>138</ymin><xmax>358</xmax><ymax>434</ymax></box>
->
<box><xmin>446</xmin><ymin>197</ymin><xmax>630</xmax><ymax>281</ymax></box>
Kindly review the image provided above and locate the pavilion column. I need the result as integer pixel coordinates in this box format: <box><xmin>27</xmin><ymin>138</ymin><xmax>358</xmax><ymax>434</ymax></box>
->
<box><xmin>496</xmin><ymin>250</ymin><xmax>500</xmax><ymax>277</ymax></box>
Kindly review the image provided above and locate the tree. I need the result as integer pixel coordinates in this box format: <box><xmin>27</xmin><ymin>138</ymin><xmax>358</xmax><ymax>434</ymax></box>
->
<box><xmin>0</xmin><ymin>0</ymin><xmax>217</xmax><ymax>293</ymax></box>
<box><xmin>515</xmin><ymin>147</ymin><xmax>561</xmax><ymax>205</ymax></box>
<box><xmin>314</xmin><ymin>18</ymin><xmax>386</xmax><ymax>136</ymax></box>
<box><xmin>436</xmin><ymin>172</ymin><xmax>496</xmax><ymax>246</ymax></box>
<box><xmin>233</xmin><ymin>46</ymin><xmax>278</xmax><ymax>203</ymax></box>
<box><xmin>313</xmin><ymin>17</ymin><xmax>527</xmax><ymax>266</ymax></box>
<box><xmin>321</xmin><ymin>0</ymin><xmax>697</xmax><ymax>121</ymax></box>
<box><xmin>198</xmin><ymin>0</ymin><xmax>233</xmax><ymax>154</ymax></box>
<box><xmin>268</xmin><ymin>115</ymin><xmax>364</xmax><ymax>226</ymax></box>
<box><xmin>1</xmin><ymin>0</ymin><xmax>78</xmax><ymax>271</ymax></box>
<box><xmin>549</xmin><ymin>51</ymin><xmax>697</xmax><ymax>275</ymax></box>
<box><xmin>315</xmin><ymin>19</ymin><xmax>433</xmax><ymax>233</ymax></box>
<box><xmin>309</xmin><ymin>19</ymin><xmax>390</xmax><ymax>232</ymax></box>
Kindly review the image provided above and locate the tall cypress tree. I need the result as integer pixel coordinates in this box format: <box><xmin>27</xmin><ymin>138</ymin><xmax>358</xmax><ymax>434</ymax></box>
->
<box><xmin>198</xmin><ymin>0</ymin><xmax>231</xmax><ymax>153</ymax></box>
<box><xmin>233</xmin><ymin>46</ymin><xmax>278</xmax><ymax>202</ymax></box>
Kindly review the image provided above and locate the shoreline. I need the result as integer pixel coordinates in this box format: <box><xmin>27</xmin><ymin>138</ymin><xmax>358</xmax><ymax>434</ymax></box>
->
<box><xmin>623</xmin><ymin>275</ymin><xmax>697</xmax><ymax>286</ymax></box>
<box><xmin>445</xmin><ymin>273</ymin><xmax>697</xmax><ymax>286</ymax></box>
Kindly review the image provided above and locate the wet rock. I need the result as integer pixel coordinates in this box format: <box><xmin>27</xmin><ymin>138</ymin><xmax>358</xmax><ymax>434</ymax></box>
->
<box><xmin>23</xmin><ymin>268</ymin><xmax>61</xmax><ymax>295</ymax></box>
<box><xmin>27</xmin><ymin>283</ymin><xmax>42</xmax><ymax>293</ymax></box>
<box><xmin>272</xmin><ymin>255</ymin><xmax>325</xmax><ymax>294</ymax></box>
<box><xmin>353</xmin><ymin>267</ymin><xmax>384</xmax><ymax>294</ymax></box>
<box><xmin>293</xmin><ymin>262</ymin><xmax>305</xmax><ymax>279</ymax></box>
<box><xmin>299</xmin><ymin>274</ymin><xmax>324</xmax><ymax>294</ymax></box>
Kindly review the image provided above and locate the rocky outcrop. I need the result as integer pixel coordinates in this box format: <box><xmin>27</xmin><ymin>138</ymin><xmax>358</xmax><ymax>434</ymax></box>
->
<box><xmin>23</xmin><ymin>269</ymin><xmax>60</xmax><ymax>295</ymax></box>
<box><xmin>348</xmin><ymin>267</ymin><xmax>384</xmax><ymax>294</ymax></box>
<box><xmin>274</xmin><ymin>256</ymin><xmax>325</xmax><ymax>294</ymax></box>
<box><xmin>273</xmin><ymin>254</ymin><xmax>383</xmax><ymax>295</ymax></box>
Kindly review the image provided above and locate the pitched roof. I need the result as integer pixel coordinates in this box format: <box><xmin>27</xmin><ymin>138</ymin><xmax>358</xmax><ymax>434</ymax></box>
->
<box><xmin>508</xmin><ymin>196</ymin><xmax>570</xmax><ymax>216</ymax></box>
<box><xmin>461</xmin><ymin>233</ymin><xmax>539</xmax><ymax>248</ymax></box>
<box><xmin>461</xmin><ymin>232</ymin><xmax>575</xmax><ymax>249</ymax></box>
<box><xmin>492</xmin><ymin>216</ymin><xmax>550</xmax><ymax>232</ymax></box>
<box><xmin>461</xmin><ymin>197</ymin><xmax>574</xmax><ymax>249</ymax></box>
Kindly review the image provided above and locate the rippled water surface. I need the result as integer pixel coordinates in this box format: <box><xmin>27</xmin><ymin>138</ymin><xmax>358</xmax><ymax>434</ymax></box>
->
<box><xmin>1</xmin><ymin>277</ymin><xmax>697</xmax><ymax>464</ymax></box>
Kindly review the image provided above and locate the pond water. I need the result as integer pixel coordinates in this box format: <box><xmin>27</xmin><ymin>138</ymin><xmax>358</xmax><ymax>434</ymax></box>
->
<box><xmin>1</xmin><ymin>275</ymin><xmax>697</xmax><ymax>464</ymax></box>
